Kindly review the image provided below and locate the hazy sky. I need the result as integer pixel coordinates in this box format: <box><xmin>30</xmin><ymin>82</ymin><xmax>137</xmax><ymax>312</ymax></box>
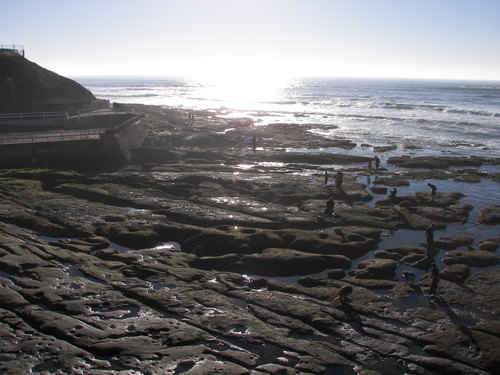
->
<box><xmin>2</xmin><ymin>0</ymin><xmax>500</xmax><ymax>80</ymax></box>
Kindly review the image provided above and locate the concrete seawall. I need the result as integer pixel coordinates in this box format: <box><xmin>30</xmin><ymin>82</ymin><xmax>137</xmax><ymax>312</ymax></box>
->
<box><xmin>0</xmin><ymin>115</ymin><xmax>145</xmax><ymax>169</ymax></box>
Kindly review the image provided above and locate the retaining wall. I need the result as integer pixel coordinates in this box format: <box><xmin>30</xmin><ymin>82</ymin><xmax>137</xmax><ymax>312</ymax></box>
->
<box><xmin>0</xmin><ymin>115</ymin><xmax>145</xmax><ymax>169</ymax></box>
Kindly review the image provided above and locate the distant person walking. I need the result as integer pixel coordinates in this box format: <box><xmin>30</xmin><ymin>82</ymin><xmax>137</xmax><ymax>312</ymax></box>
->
<box><xmin>427</xmin><ymin>183</ymin><xmax>437</xmax><ymax>201</ymax></box>
<box><xmin>324</xmin><ymin>171</ymin><xmax>329</xmax><ymax>186</ymax></box>
<box><xmin>252</xmin><ymin>135</ymin><xmax>257</xmax><ymax>152</ymax></box>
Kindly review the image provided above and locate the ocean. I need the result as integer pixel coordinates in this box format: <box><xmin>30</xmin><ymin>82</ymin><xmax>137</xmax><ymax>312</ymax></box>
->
<box><xmin>75</xmin><ymin>77</ymin><xmax>500</xmax><ymax>159</ymax></box>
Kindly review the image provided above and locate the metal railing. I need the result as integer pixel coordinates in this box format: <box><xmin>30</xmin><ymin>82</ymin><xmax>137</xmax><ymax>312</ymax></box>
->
<box><xmin>0</xmin><ymin>112</ymin><xmax>69</xmax><ymax>121</ymax></box>
<box><xmin>0</xmin><ymin>129</ymin><xmax>104</xmax><ymax>145</ymax></box>
<box><xmin>0</xmin><ymin>44</ymin><xmax>24</xmax><ymax>56</ymax></box>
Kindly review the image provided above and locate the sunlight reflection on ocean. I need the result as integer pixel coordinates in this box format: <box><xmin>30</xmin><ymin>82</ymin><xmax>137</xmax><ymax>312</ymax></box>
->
<box><xmin>76</xmin><ymin>77</ymin><xmax>500</xmax><ymax>159</ymax></box>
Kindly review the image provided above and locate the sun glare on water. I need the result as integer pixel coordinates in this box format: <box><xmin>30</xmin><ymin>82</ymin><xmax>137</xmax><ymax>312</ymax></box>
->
<box><xmin>192</xmin><ymin>60</ymin><xmax>292</xmax><ymax>108</ymax></box>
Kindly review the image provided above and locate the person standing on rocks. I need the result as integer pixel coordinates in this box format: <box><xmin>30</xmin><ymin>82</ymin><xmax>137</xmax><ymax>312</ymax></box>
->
<box><xmin>324</xmin><ymin>197</ymin><xmax>335</xmax><ymax>217</ymax></box>
<box><xmin>335</xmin><ymin>285</ymin><xmax>353</xmax><ymax>308</ymax></box>
<box><xmin>374</xmin><ymin>155</ymin><xmax>381</xmax><ymax>171</ymax></box>
<box><xmin>425</xmin><ymin>223</ymin><xmax>436</xmax><ymax>259</ymax></box>
<box><xmin>335</xmin><ymin>171</ymin><xmax>344</xmax><ymax>190</ymax></box>
<box><xmin>429</xmin><ymin>264</ymin><xmax>440</xmax><ymax>295</ymax></box>
<box><xmin>428</xmin><ymin>183</ymin><xmax>437</xmax><ymax>201</ymax></box>
<box><xmin>324</xmin><ymin>171</ymin><xmax>329</xmax><ymax>186</ymax></box>
<box><xmin>187</xmin><ymin>112</ymin><xmax>195</xmax><ymax>126</ymax></box>
<box><xmin>401</xmin><ymin>271</ymin><xmax>416</xmax><ymax>286</ymax></box>
<box><xmin>389</xmin><ymin>188</ymin><xmax>397</xmax><ymax>207</ymax></box>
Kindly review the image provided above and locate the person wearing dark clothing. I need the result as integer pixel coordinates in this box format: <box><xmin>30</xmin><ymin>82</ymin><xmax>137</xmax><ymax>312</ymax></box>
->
<box><xmin>374</xmin><ymin>156</ymin><xmax>380</xmax><ymax>170</ymax></box>
<box><xmin>428</xmin><ymin>183</ymin><xmax>437</xmax><ymax>201</ymax></box>
<box><xmin>425</xmin><ymin>223</ymin><xmax>436</xmax><ymax>258</ymax></box>
<box><xmin>252</xmin><ymin>135</ymin><xmax>257</xmax><ymax>151</ymax></box>
<box><xmin>335</xmin><ymin>171</ymin><xmax>344</xmax><ymax>190</ymax></box>
<box><xmin>324</xmin><ymin>197</ymin><xmax>335</xmax><ymax>216</ymax></box>
<box><xmin>324</xmin><ymin>171</ymin><xmax>328</xmax><ymax>186</ymax></box>
<box><xmin>401</xmin><ymin>271</ymin><xmax>416</xmax><ymax>286</ymax></box>
<box><xmin>429</xmin><ymin>264</ymin><xmax>440</xmax><ymax>294</ymax></box>
<box><xmin>335</xmin><ymin>285</ymin><xmax>353</xmax><ymax>307</ymax></box>
<box><xmin>389</xmin><ymin>188</ymin><xmax>397</xmax><ymax>207</ymax></box>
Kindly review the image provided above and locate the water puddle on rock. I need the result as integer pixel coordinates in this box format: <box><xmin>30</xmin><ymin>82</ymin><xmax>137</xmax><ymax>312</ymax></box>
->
<box><xmin>90</xmin><ymin>305</ymin><xmax>141</xmax><ymax>319</ymax></box>
<box><xmin>63</xmin><ymin>263</ymin><xmax>107</xmax><ymax>285</ymax></box>
<box><xmin>380</xmin><ymin>284</ymin><xmax>483</xmax><ymax>329</ymax></box>
<box><xmin>389</xmin><ymin>290</ymin><xmax>433</xmax><ymax>313</ymax></box>
<box><xmin>359</xmin><ymin>175</ymin><xmax>500</xmax><ymax>246</ymax></box>
<box><xmin>106</xmin><ymin>242</ymin><xmax>132</xmax><ymax>253</ymax></box>
<box><xmin>230</xmin><ymin>296</ymin><xmax>250</xmax><ymax>310</ymax></box>
<box><xmin>203</xmin><ymin>338</ymin><xmax>300</xmax><ymax>369</ymax></box>
<box><xmin>0</xmin><ymin>270</ymin><xmax>14</xmax><ymax>279</ymax></box>
<box><xmin>37</xmin><ymin>235</ymin><xmax>77</xmax><ymax>243</ymax></box>
<box><xmin>356</xmin><ymin>357</ymin><xmax>441</xmax><ymax>375</ymax></box>
<box><xmin>154</xmin><ymin>241</ymin><xmax>182</xmax><ymax>251</ymax></box>
<box><xmin>147</xmin><ymin>281</ymin><xmax>175</xmax><ymax>293</ymax></box>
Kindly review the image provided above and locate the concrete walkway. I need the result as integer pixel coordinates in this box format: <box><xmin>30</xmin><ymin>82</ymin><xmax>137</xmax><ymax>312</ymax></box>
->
<box><xmin>0</xmin><ymin>129</ymin><xmax>104</xmax><ymax>145</ymax></box>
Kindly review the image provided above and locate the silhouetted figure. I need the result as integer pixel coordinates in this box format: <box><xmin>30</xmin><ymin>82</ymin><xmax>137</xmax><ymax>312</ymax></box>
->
<box><xmin>428</xmin><ymin>183</ymin><xmax>437</xmax><ymax>201</ymax></box>
<box><xmin>374</xmin><ymin>156</ymin><xmax>380</xmax><ymax>170</ymax></box>
<box><xmin>335</xmin><ymin>171</ymin><xmax>344</xmax><ymax>190</ymax></box>
<box><xmin>368</xmin><ymin>159</ymin><xmax>372</xmax><ymax>171</ymax></box>
<box><xmin>324</xmin><ymin>197</ymin><xmax>335</xmax><ymax>216</ymax></box>
<box><xmin>389</xmin><ymin>188</ymin><xmax>397</xmax><ymax>207</ymax></box>
<box><xmin>324</xmin><ymin>171</ymin><xmax>328</xmax><ymax>186</ymax></box>
<box><xmin>335</xmin><ymin>285</ymin><xmax>353</xmax><ymax>307</ymax></box>
<box><xmin>425</xmin><ymin>223</ymin><xmax>436</xmax><ymax>258</ymax></box>
<box><xmin>187</xmin><ymin>112</ymin><xmax>195</xmax><ymax>126</ymax></box>
<box><xmin>252</xmin><ymin>135</ymin><xmax>257</xmax><ymax>152</ymax></box>
<box><xmin>429</xmin><ymin>264</ymin><xmax>440</xmax><ymax>294</ymax></box>
<box><xmin>401</xmin><ymin>271</ymin><xmax>416</xmax><ymax>286</ymax></box>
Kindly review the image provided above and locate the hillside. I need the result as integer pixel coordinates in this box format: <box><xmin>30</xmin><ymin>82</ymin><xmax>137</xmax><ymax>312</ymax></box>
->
<box><xmin>0</xmin><ymin>52</ymin><xmax>95</xmax><ymax>114</ymax></box>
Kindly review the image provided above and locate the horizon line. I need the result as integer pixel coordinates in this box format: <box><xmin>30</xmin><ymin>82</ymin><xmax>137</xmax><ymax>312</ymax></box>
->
<box><xmin>69</xmin><ymin>74</ymin><xmax>500</xmax><ymax>83</ymax></box>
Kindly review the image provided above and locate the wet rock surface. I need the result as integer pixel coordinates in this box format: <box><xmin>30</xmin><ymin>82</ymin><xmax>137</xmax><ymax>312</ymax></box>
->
<box><xmin>477</xmin><ymin>205</ymin><xmax>500</xmax><ymax>225</ymax></box>
<box><xmin>0</xmin><ymin>105</ymin><xmax>499</xmax><ymax>374</ymax></box>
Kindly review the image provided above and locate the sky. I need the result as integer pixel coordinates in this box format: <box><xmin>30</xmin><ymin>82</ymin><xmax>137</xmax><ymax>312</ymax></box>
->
<box><xmin>2</xmin><ymin>0</ymin><xmax>500</xmax><ymax>81</ymax></box>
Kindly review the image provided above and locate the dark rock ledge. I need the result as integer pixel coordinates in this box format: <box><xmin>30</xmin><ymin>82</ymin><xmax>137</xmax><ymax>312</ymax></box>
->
<box><xmin>0</xmin><ymin>105</ymin><xmax>499</xmax><ymax>375</ymax></box>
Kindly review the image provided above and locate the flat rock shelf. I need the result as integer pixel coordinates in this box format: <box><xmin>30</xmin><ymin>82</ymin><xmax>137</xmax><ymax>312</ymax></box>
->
<box><xmin>0</xmin><ymin>104</ymin><xmax>499</xmax><ymax>375</ymax></box>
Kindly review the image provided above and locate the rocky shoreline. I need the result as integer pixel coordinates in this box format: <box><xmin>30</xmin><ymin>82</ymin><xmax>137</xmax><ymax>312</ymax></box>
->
<box><xmin>1</xmin><ymin>104</ymin><xmax>499</xmax><ymax>374</ymax></box>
